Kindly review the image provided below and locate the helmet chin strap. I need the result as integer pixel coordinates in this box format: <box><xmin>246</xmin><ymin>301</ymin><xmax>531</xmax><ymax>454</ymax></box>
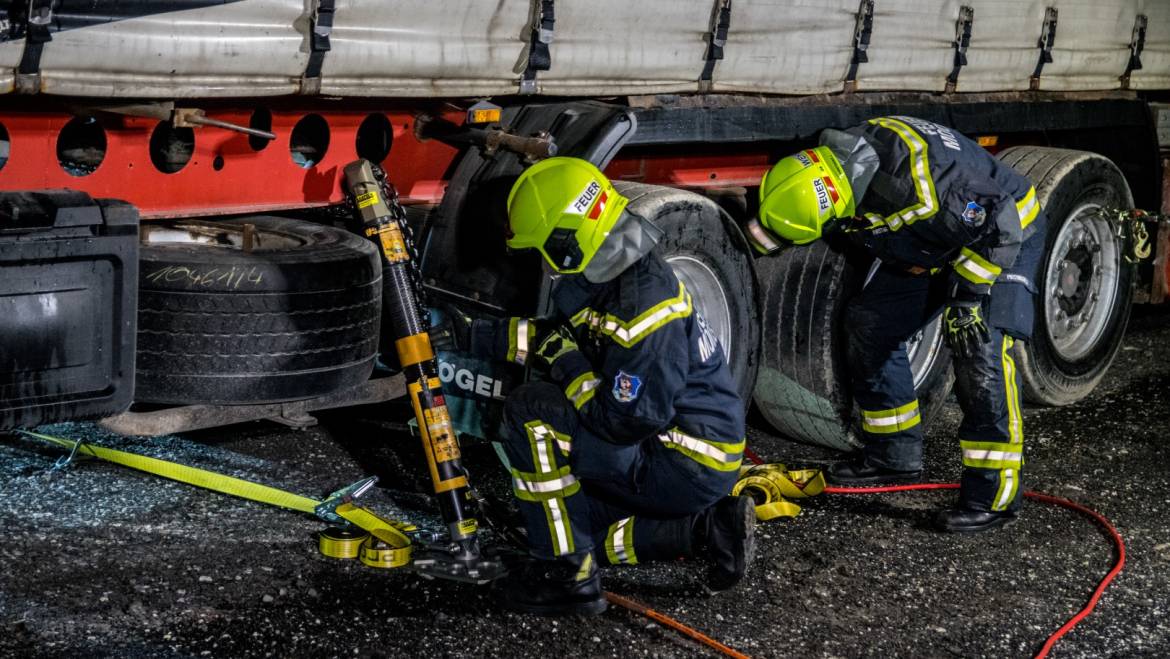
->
<box><xmin>820</xmin><ymin>128</ymin><xmax>879</xmax><ymax>203</ymax></box>
<box><xmin>582</xmin><ymin>210</ymin><xmax>665</xmax><ymax>284</ymax></box>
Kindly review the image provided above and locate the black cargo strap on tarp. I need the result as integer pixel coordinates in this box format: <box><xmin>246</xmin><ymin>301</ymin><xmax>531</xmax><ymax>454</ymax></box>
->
<box><xmin>844</xmin><ymin>0</ymin><xmax>874</xmax><ymax>91</ymax></box>
<box><xmin>520</xmin><ymin>0</ymin><xmax>555</xmax><ymax>95</ymax></box>
<box><xmin>699</xmin><ymin>0</ymin><xmax>731</xmax><ymax>91</ymax></box>
<box><xmin>946</xmin><ymin>5</ymin><xmax>974</xmax><ymax>91</ymax></box>
<box><xmin>1030</xmin><ymin>6</ymin><xmax>1058</xmax><ymax>90</ymax></box>
<box><xmin>15</xmin><ymin>0</ymin><xmax>55</xmax><ymax>93</ymax></box>
<box><xmin>301</xmin><ymin>0</ymin><xmax>334</xmax><ymax>93</ymax></box>
<box><xmin>1121</xmin><ymin>13</ymin><xmax>1147</xmax><ymax>88</ymax></box>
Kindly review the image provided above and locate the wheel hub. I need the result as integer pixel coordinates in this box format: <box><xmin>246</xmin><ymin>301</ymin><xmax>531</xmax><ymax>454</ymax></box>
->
<box><xmin>1044</xmin><ymin>203</ymin><xmax>1120</xmax><ymax>361</ymax></box>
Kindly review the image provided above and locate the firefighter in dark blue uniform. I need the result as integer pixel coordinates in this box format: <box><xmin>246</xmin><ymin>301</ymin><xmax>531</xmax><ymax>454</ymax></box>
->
<box><xmin>434</xmin><ymin>157</ymin><xmax>754</xmax><ymax>616</ymax></box>
<box><xmin>745</xmin><ymin>116</ymin><xmax>1047</xmax><ymax>533</ymax></box>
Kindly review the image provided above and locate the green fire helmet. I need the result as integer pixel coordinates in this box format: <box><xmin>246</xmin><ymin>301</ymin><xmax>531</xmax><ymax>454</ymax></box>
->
<box><xmin>506</xmin><ymin>157</ymin><xmax>629</xmax><ymax>274</ymax></box>
<box><xmin>753</xmin><ymin>146</ymin><xmax>856</xmax><ymax>250</ymax></box>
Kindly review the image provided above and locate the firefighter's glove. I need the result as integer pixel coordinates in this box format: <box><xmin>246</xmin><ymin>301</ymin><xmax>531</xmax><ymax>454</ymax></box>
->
<box><xmin>428</xmin><ymin>303</ymin><xmax>472</xmax><ymax>353</ymax></box>
<box><xmin>943</xmin><ymin>298</ymin><xmax>991</xmax><ymax>360</ymax></box>
<box><xmin>534</xmin><ymin>326</ymin><xmax>579</xmax><ymax>372</ymax></box>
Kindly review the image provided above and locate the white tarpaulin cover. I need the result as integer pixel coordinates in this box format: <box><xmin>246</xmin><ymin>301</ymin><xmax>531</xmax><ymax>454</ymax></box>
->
<box><xmin>1133</xmin><ymin>0</ymin><xmax>1170</xmax><ymax>89</ymax></box>
<box><xmin>35</xmin><ymin>1</ymin><xmax>308</xmax><ymax>98</ymax></box>
<box><xmin>0</xmin><ymin>38</ymin><xmax>19</xmax><ymax>94</ymax></box>
<box><xmin>0</xmin><ymin>0</ymin><xmax>1166</xmax><ymax>98</ymax></box>
<box><xmin>714</xmin><ymin>0</ymin><xmax>859</xmax><ymax>95</ymax></box>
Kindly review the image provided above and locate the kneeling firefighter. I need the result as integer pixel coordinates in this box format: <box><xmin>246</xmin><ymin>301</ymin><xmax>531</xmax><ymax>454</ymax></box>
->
<box><xmin>745</xmin><ymin>116</ymin><xmax>1047</xmax><ymax>533</ymax></box>
<box><xmin>433</xmin><ymin>157</ymin><xmax>755</xmax><ymax>615</ymax></box>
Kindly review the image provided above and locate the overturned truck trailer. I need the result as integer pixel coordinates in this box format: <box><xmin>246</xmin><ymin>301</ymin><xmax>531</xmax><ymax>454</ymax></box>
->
<box><xmin>1</xmin><ymin>0</ymin><xmax>1168</xmax><ymax>451</ymax></box>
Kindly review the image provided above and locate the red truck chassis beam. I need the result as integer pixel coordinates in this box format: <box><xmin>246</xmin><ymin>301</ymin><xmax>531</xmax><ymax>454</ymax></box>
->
<box><xmin>0</xmin><ymin>108</ymin><xmax>460</xmax><ymax>218</ymax></box>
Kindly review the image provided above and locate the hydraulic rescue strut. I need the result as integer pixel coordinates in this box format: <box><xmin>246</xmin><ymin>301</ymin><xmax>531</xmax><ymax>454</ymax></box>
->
<box><xmin>343</xmin><ymin>159</ymin><xmax>505</xmax><ymax>584</ymax></box>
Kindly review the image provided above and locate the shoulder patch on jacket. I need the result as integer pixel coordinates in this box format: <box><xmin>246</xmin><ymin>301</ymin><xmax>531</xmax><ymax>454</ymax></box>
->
<box><xmin>961</xmin><ymin>201</ymin><xmax>986</xmax><ymax>227</ymax></box>
<box><xmin>612</xmin><ymin>370</ymin><xmax>643</xmax><ymax>403</ymax></box>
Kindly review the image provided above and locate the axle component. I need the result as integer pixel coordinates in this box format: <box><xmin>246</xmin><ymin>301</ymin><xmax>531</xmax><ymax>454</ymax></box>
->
<box><xmin>414</xmin><ymin>114</ymin><xmax>557</xmax><ymax>162</ymax></box>
<box><xmin>80</xmin><ymin>101</ymin><xmax>278</xmax><ymax>141</ymax></box>
<box><xmin>343</xmin><ymin>159</ymin><xmax>505</xmax><ymax>584</ymax></box>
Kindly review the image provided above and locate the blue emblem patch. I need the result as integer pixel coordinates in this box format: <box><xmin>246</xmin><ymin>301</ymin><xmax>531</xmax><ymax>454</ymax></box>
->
<box><xmin>612</xmin><ymin>370</ymin><xmax>643</xmax><ymax>403</ymax></box>
<box><xmin>961</xmin><ymin>201</ymin><xmax>987</xmax><ymax>227</ymax></box>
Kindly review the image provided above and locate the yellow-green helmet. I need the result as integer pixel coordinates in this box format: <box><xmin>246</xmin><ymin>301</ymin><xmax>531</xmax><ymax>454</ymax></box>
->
<box><xmin>756</xmin><ymin>146</ymin><xmax>856</xmax><ymax>246</ymax></box>
<box><xmin>507</xmin><ymin>157</ymin><xmax>629</xmax><ymax>273</ymax></box>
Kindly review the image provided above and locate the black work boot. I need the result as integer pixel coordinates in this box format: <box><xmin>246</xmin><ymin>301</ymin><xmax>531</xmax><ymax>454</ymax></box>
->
<box><xmin>826</xmin><ymin>456</ymin><xmax>922</xmax><ymax>486</ymax></box>
<box><xmin>496</xmin><ymin>553</ymin><xmax>607</xmax><ymax>616</ymax></box>
<box><xmin>695</xmin><ymin>496</ymin><xmax>756</xmax><ymax>594</ymax></box>
<box><xmin>934</xmin><ymin>507</ymin><xmax>1017</xmax><ymax>533</ymax></box>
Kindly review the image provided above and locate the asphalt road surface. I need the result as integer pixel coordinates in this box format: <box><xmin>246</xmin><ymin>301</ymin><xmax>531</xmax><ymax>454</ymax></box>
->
<box><xmin>2</xmin><ymin>306</ymin><xmax>1168</xmax><ymax>658</ymax></box>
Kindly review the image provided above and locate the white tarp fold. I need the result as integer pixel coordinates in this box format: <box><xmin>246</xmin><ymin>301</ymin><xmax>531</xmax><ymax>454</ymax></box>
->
<box><xmin>1</xmin><ymin>0</ymin><xmax>1166</xmax><ymax>98</ymax></box>
<box><xmin>714</xmin><ymin>0</ymin><xmax>858</xmax><ymax>95</ymax></box>
<box><xmin>0</xmin><ymin>37</ymin><xmax>20</xmax><ymax>94</ymax></box>
<box><xmin>1132</xmin><ymin>0</ymin><xmax>1170</xmax><ymax>89</ymax></box>
<box><xmin>35</xmin><ymin>1</ymin><xmax>307</xmax><ymax>97</ymax></box>
<box><xmin>1040</xmin><ymin>0</ymin><xmax>1140</xmax><ymax>92</ymax></box>
<box><xmin>537</xmin><ymin>0</ymin><xmax>711</xmax><ymax>96</ymax></box>
<box><xmin>854</xmin><ymin>0</ymin><xmax>959</xmax><ymax>93</ymax></box>
<box><xmin>320</xmin><ymin>0</ymin><xmax>528</xmax><ymax>98</ymax></box>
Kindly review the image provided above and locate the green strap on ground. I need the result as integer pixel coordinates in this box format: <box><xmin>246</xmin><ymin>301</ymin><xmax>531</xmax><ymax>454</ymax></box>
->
<box><xmin>18</xmin><ymin>430</ymin><xmax>412</xmax><ymax>567</ymax></box>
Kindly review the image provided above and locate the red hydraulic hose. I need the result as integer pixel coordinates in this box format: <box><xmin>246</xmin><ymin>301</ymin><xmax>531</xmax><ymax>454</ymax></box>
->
<box><xmin>750</xmin><ymin>435</ymin><xmax>1124</xmax><ymax>659</ymax></box>
<box><xmin>630</xmin><ymin>447</ymin><xmax>1124</xmax><ymax>657</ymax></box>
<box><xmin>820</xmin><ymin>482</ymin><xmax>1125</xmax><ymax>658</ymax></box>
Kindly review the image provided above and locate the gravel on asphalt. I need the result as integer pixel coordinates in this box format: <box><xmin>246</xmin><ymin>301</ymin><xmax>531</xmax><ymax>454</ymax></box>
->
<box><xmin>2</xmin><ymin>307</ymin><xmax>1168</xmax><ymax>658</ymax></box>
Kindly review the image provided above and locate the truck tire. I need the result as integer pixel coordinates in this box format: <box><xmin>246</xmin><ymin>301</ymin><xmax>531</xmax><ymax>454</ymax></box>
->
<box><xmin>136</xmin><ymin>216</ymin><xmax>381</xmax><ymax>405</ymax></box>
<box><xmin>753</xmin><ymin>242</ymin><xmax>953</xmax><ymax>452</ymax></box>
<box><xmin>997</xmin><ymin>147</ymin><xmax>1135</xmax><ymax>406</ymax></box>
<box><xmin>613</xmin><ymin>182</ymin><xmax>760</xmax><ymax>406</ymax></box>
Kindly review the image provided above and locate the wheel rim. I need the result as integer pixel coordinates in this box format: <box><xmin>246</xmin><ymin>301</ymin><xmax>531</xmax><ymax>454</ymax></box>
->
<box><xmin>906</xmin><ymin>316</ymin><xmax>945</xmax><ymax>389</ymax></box>
<box><xmin>1044</xmin><ymin>202</ymin><xmax>1122</xmax><ymax>362</ymax></box>
<box><xmin>667</xmin><ymin>255</ymin><xmax>733</xmax><ymax>362</ymax></box>
<box><xmin>141</xmin><ymin>221</ymin><xmax>306</xmax><ymax>251</ymax></box>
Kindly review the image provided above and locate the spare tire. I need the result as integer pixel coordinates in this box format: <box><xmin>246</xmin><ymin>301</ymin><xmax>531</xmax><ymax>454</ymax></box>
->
<box><xmin>997</xmin><ymin>147</ymin><xmax>1135</xmax><ymax>406</ymax></box>
<box><xmin>136</xmin><ymin>216</ymin><xmax>381</xmax><ymax>405</ymax></box>
<box><xmin>613</xmin><ymin>182</ymin><xmax>760</xmax><ymax>405</ymax></box>
<box><xmin>753</xmin><ymin>242</ymin><xmax>953</xmax><ymax>452</ymax></box>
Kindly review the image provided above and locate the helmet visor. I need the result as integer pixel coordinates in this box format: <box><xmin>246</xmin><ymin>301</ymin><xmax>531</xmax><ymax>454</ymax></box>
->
<box><xmin>541</xmin><ymin>227</ymin><xmax>586</xmax><ymax>272</ymax></box>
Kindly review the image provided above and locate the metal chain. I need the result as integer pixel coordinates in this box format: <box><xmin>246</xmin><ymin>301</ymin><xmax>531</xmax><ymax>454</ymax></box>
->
<box><xmin>368</xmin><ymin>163</ymin><xmax>431</xmax><ymax>319</ymax></box>
<box><xmin>1098</xmin><ymin>207</ymin><xmax>1154</xmax><ymax>264</ymax></box>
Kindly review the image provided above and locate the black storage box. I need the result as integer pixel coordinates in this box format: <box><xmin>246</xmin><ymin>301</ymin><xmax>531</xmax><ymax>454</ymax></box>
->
<box><xmin>0</xmin><ymin>191</ymin><xmax>138</xmax><ymax>429</ymax></box>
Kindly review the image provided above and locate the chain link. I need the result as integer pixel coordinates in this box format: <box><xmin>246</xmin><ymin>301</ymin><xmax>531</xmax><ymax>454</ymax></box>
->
<box><xmin>353</xmin><ymin>163</ymin><xmax>432</xmax><ymax>320</ymax></box>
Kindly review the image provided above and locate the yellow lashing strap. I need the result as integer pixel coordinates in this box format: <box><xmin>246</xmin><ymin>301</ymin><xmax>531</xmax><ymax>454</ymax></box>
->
<box><xmin>319</xmin><ymin>527</ymin><xmax>369</xmax><ymax>559</ymax></box>
<box><xmin>19</xmin><ymin>430</ymin><xmax>413</xmax><ymax>568</ymax></box>
<box><xmin>731</xmin><ymin>463</ymin><xmax>825</xmax><ymax>521</ymax></box>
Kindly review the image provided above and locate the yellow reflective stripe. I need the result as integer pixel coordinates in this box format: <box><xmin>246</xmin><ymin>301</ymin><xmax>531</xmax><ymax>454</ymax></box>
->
<box><xmin>864</xmin><ymin>213</ymin><xmax>889</xmax><ymax>229</ymax></box>
<box><xmin>1002</xmin><ymin>336</ymin><xmax>1023</xmax><ymax>444</ymax></box>
<box><xmin>860</xmin><ymin>400</ymin><xmax>921</xmax><ymax>434</ymax></box>
<box><xmin>544</xmin><ymin>495</ymin><xmax>575</xmax><ymax>556</ymax></box>
<box><xmin>525</xmin><ymin>421</ymin><xmax>570</xmax><ymax>473</ymax></box>
<box><xmin>524</xmin><ymin>422</ymin><xmax>578</xmax><ymax>554</ymax></box>
<box><xmin>869</xmin><ymin>117</ymin><xmax>940</xmax><ymax>227</ymax></box>
<box><xmin>658</xmin><ymin>429</ymin><xmax>744</xmax><ymax>472</ymax></box>
<box><xmin>953</xmin><ymin>247</ymin><xmax>1002</xmax><ymax>286</ymax></box>
<box><xmin>511</xmin><ymin>465</ymin><xmax>581</xmax><ymax>502</ymax></box>
<box><xmin>604</xmin><ymin>517</ymin><xmax>638</xmax><ymax>565</ymax></box>
<box><xmin>570</xmin><ymin>282</ymin><xmax>693</xmax><ymax>349</ymax></box>
<box><xmin>992</xmin><ymin>468</ymin><xmax>1019</xmax><ymax>512</ymax></box>
<box><xmin>565</xmin><ymin>371</ymin><xmax>601</xmax><ymax>411</ymax></box>
<box><xmin>1016</xmin><ymin>186</ymin><xmax>1040</xmax><ymax>229</ymax></box>
<box><xmin>505</xmin><ymin>317</ymin><xmax>519</xmax><ymax>363</ymax></box>
<box><xmin>574</xmin><ymin>553</ymin><xmax>594</xmax><ymax>580</ymax></box>
<box><xmin>960</xmin><ymin>440</ymin><xmax>1024</xmax><ymax>470</ymax></box>
<box><xmin>516</xmin><ymin>319</ymin><xmax>532</xmax><ymax>365</ymax></box>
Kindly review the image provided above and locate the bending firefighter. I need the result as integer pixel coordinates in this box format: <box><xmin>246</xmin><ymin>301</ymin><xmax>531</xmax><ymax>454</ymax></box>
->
<box><xmin>746</xmin><ymin>116</ymin><xmax>1046</xmax><ymax>533</ymax></box>
<box><xmin>433</xmin><ymin>157</ymin><xmax>755</xmax><ymax>615</ymax></box>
